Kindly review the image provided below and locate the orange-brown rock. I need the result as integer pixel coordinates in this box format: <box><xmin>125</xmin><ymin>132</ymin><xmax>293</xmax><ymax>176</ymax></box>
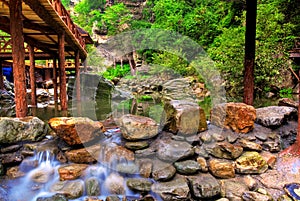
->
<box><xmin>65</xmin><ymin>144</ymin><xmax>101</xmax><ymax>164</ymax></box>
<box><xmin>210</xmin><ymin>102</ymin><xmax>256</xmax><ymax>133</ymax></box>
<box><xmin>102</xmin><ymin>143</ymin><xmax>135</xmax><ymax>163</ymax></box>
<box><xmin>58</xmin><ymin>164</ymin><xmax>88</xmax><ymax>181</ymax></box>
<box><xmin>48</xmin><ymin>117</ymin><xmax>105</xmax><ymax>145</ymax></box>
<box><xmin>208</xmin><ymin>159</ymin><xmax>235</xmax><ymax>179</ymax></box>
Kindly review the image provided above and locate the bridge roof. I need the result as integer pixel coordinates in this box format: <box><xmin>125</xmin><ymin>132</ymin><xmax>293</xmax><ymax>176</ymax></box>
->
<box><xmin>0</xmin><ymin>0</ymin><xmax>92</xmax><ymax>60</ymax></box>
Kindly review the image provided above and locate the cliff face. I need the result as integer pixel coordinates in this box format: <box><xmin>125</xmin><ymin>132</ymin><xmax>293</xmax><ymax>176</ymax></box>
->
<box><xmin>113</xmin><ymin>0</ymin><xmax>147</xmax><ymax>20</ymax></box>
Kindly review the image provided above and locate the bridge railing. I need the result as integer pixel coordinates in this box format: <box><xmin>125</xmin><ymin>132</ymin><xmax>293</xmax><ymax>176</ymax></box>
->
<box><xmin>48</xmin><ymin>0</ymin><xmax>86</xmax><ymax>49</ymax></box>
<box><xmin>0</xmin><ymin>36</ymin><xmax>42</xmax><ymax>53</ymax></box>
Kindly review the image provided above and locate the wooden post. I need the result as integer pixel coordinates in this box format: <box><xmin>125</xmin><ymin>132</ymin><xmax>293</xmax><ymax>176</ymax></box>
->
<box><xmin>243</xmin><ymin>0</ymin><xmax>257</xmax><ymax>105</ymax></box>
<box><xmin>53</xmin><ymin>57</ymin><xmax>58</xmax><ymax>102</ymax></box>
<box><xmin>28</xmin><ymin>44</ymin><xmax>37</xmax><ymax>107</ymax></box>
<box><xmin>0</xmin><ymin>60</ymin><xmax>4</xmax><ymax>90</ymax></box>
<box><xmin>75</xmin><ymin>50</ymin><xmax>81</xmax><ymax>101</ymax></box>
<box><xmin>10</xmin><ymin>0</ymin><xmax>27</xmax><ymax>117</ymax></box>
<box><xmin>58</xmin><ymin>32</ymin><xmax>67</xmax><ymax>111</ymax></box>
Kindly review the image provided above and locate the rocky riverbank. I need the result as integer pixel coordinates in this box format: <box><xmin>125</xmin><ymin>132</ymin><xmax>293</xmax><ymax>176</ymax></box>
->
<box><xmin>0</xmin><ymin>101</ymin><xmax>299</xmax><ymax>201</ymax></box>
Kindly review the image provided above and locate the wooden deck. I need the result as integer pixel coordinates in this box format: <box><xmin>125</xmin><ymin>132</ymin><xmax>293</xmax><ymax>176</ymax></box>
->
<box><xmin>0</xmin><ymin>0</ymin><xmax>93</xmax><ymax>117</ymax></box>
<box><xmin>0</xmin><ymin>0</ymin><xmax>92</xmax><ymax>59</ymax></box>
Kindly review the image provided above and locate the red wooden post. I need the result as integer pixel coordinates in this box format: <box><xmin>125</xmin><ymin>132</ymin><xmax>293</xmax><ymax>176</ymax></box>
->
<box><xmin>58</xmin><ymin>32</ymin><xmax>67</xmax><ymax>110</ymax></box>
<box><xmin>53</xmin><ymin>57</ymin><xmax>58</xmax><ymax>102</ymax></box>
<box><xmin>0</xmin><ymin>60</ymin><xmax>4</xmax><ymax>90</ymax></box>
<box><xmin>75</xmin><ymin>50</ymin><xmax>81</xmax><ymax>101</ymax></box>
<box><xmin>28</xmin><ymin>44</ymin><xmax>37</xmax><ymax>107</ymax></box>
<box><xmin>10</xmin><ymin>0</ymin><xmax>27</xmax><ymax>117</ymax></box>
<box><xmin>243</xmin><ymin>0</ymin><xmax>257</xmax><ymax>105</ymax></box>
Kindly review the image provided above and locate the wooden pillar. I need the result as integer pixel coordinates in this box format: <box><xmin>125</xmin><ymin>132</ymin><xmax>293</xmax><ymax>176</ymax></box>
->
<box><xmin>0</xmin><ymin>60</ymin><xmax>4</xmax><ymax>90</ymax></box>
<box><xmin>83</xmin><ymin>59</ymin><xmax>87</xmax><ymax>72</ymax></box>
<box><xmin>75</xmin><ymin>50</ymin><xmax>81</xmax><ymax>101</ymax></box>
<box><xmin>10</xmin><ymin>0</ymin><xmax>27</xmax><ymax>117</ymax></box>
<box><xmin>243</xmin><ymin>0</ymin><xmax>257</xmax><ymax>105</ymax></box>
<box><xmin>58</xmin><ymin>32</ymin><xmax>67</xmax><ymax>110</ymax></box>
<box><xmin>53</xmin><ymin>57</ymin><xmax>58</xmax><ymax>102</ymax></box>
<box><xmin>28</xmin><ymin>44</ymin><xmax>37</xmax><ymax>107</ymax></box>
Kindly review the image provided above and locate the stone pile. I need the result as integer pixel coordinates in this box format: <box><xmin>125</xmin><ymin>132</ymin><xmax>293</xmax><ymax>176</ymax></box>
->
<box><xmin>0</xmin><ymin>102</ymin><xmax>299</xmax><ymax>201</ymax></box>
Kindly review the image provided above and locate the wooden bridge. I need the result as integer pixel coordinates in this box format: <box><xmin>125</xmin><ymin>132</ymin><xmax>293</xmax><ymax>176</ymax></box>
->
<box><xmin>0</xmin><ymin>0</ymin><xmax>93</xmax><ymax>117</ymax></box>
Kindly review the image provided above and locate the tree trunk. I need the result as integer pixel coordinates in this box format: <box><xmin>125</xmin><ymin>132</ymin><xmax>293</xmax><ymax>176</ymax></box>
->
<box><xmin>10</xmin><ymin>0</ymin><xmax>27</xmax><ymax>117</ymax></box>
<box><xmin>243</xmin><ymin>0</ymin><xmax>257</xmax><ymax>106</ymax></box>
<box><xmin>29</xmin><ymin>44</ymin><xmax>37</xmax><ymax>107</ymax></box>
<box><xmin>59</xmin><ymin>32</ymin><xmax>67</xmax><ymax>111</ymax></box>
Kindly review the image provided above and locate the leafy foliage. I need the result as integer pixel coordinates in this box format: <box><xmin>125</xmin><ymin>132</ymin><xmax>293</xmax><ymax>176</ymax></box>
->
<box><xmin>102</xmin><ymin>64</ymin><xmax>131</xmax><ymax>80</ymax></box>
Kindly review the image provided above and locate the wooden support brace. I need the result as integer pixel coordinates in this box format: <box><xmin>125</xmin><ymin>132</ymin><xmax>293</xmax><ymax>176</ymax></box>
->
<box><xmin>28</xmin><ymin>44</ymin><xmax>37</xmax><ymax>106</ymax></box>
<box><xmin>59</xmin><ymin>32</ymin><xmax>67</xmax><ymax>111</ymax></box>
<box><xmin>75</xmin><ymin>50</ymin><xmax>80</xmax><ymax>101</ymax></box>
<box><xmin>0</xmin><ymin>60</ymin><xmax>4</xmax><ymax>90</ymax></box>
<box><xmin>53</xmin><ymin>57</ymin><xmax>58</xmax><ymax>102</ymax></box>
<box><xmin>10</xmin><ymin>0</ymin><xmax>27</xmax><ymax>117</ymax></box>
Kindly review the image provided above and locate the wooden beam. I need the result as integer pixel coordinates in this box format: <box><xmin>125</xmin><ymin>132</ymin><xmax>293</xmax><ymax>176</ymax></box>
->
<box><xmin>10</xmin><ymin>0</ymin><xmax>27</xmax><ymax>117</ymax></box>
<box><xmin>53</xmin><ymin>57</ymin><xmax>58</xmax><ymax>102</ymax></box>
<box><xmin>75</xmin><ymin>50</ymin><xmax>80</xmax><ymax>101</ymax></box>
<box><xmin>28</xmin><ymin>44</ymin><xmax>37</xmax><ymax>106</ymax></box>
<box><xmin>23</xmin><ymin>0</ymin><xmax>87</xmax><ymax>58</ymax></box>
<box><xmin>59</xmin><ymin>32</ymin><xmax>67</xmax><ymax>110</ymax></box>
<box><xmin>0</xmin><ymin>60</ymin><xmax>4</xmax><ymax>90</ymax></box>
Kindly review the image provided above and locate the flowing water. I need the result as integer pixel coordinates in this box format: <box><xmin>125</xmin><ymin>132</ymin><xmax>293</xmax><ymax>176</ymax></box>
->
<box><xmin>3</xmin><ymin>129</ymin><xmax>162</xmax><ymax>201</ymax></box>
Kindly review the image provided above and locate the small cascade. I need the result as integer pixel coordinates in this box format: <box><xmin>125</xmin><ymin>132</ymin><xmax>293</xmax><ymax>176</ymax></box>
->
<box><xmin>4</xmin><ymin>130</ymin><xmax>162</xmax><ymax>201</ymax></box>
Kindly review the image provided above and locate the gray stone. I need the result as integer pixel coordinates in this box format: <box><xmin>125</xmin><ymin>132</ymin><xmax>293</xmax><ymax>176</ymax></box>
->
<box><xmin>238</xmin><ymin>139</ymin><xmax>262</xmax><ymax>151</ymax></box>
<box><xmin>157</xmin><ymin>139</ymin><xmax>194</xmax><ymax>162</ymax></box>
<box><xmin>187</xmin><ymin>173</ymin><xmax>220</xmax><ymax>198</ymax></box>
<box><xmin>162</xmin><ymin>100</ymin><xmax>207</xmax><ymax>135</ymax></box>
<box><xmin>85</xmin><ymin>177</ymin><xmax>100</xmax><ymax>196</ymax></box>
<box><xmin>174</xmin><ymin>160</ymin><xmax>201</xmax><ymax>174</ymax></box>
<box><xmin>36</xmin><ymin>194</ymin><xmax>68</xmax><ymax>201</ymax></box>
<box><xmin>50</xmin><ymin>180</ymin><xmax>84</xmax><ymax>199</ymax></box>
<box><xmin>151</xmin><ymin>177</ymin><xmax>190</xmax><ymax>200</ymax></box>
<box><xmin>0</xmin><ymin>117</ymin><xmax>46</xmax><ymax>144</ymax></box>
<box><xmin>126</xmin><ymin>178</ymin><xmax>153</xmax><ymax>192</ymax></box>
<box><xmin>116</xmin><ymin>162</ymin><xmax>139</xmax><ymax>174</ymax></box>
<box><xmin>256</xmin><ymin>106</ymin><xmax>297</xmax><ymax>128</ymax></box>
<box><xmin>205</xmin><ymin>141</ymin><xmax>243</xmax><ymax>159</ymax></box>
<box><xmin>220</xmin><ymin>178</ymin><xmax>249</xmax><ymax>200</ymax></box>
<box><xmin>125</xmin><ymin>141</ymin><xmax>149</xmax><ymax>150</ymax></box>
<box><xmin>119</xmin><ymin>114</ymin><xmax>159</xmax><ymax>140</ymax></box>
<box><xmin>152</xmin><ymin>160</ymin><xmax>176</xmax><ymax>181</ymax></box>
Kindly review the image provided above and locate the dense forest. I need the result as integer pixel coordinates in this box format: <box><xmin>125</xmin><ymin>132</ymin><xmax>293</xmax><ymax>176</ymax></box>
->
<box><xmin>64</xmin><ymin>0</ymin><xmax>300</xmax><ymax>103</ymax></box>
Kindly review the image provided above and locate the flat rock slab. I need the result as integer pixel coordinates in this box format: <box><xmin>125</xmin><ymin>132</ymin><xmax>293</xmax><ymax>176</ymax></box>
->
<box><xmin>256</xmin><ymin>106</ymin><xmax>297</xmax><ymax>128</ymax></box>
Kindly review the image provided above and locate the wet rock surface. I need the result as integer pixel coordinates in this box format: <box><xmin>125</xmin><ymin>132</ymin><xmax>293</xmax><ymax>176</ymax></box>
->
<box><xmin>0</xmin><ymin>103</ymin><xmax>299</xmax><ymax>200</ymax></box>
<box><xmin>0</xmin><ymin>116</ymin><xmax>46</xmax><ymax>143</ymax></box>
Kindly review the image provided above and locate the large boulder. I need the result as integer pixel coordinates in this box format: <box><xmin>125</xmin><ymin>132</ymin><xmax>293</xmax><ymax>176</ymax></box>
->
<box><xmin>119</xmin><ymin>114</ymin><xmax>159</xmax><ymax>140</ymax></box>
<box><xmin>0</xmin><ymin>117</ymin><xmax>46</xmax><ymax>144</ymax></box>
<box><xmin>48</xmin><ymin>117</ymin><xmax>105</xmax><ymax>146</ymax></box>
<box><xmin>256</xmin><ymin>106</ymin><xmax>297</xmax><ymax>128</ymax></box>
<box><xmin>163</xmin><ymin>100</ymin><xmax>207</xmax><ymax>135</ymax></box>
<box><xmin>211</xmin><ymin>102</ymin><xmax>256</xmax><ymax>133</ymax></box>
